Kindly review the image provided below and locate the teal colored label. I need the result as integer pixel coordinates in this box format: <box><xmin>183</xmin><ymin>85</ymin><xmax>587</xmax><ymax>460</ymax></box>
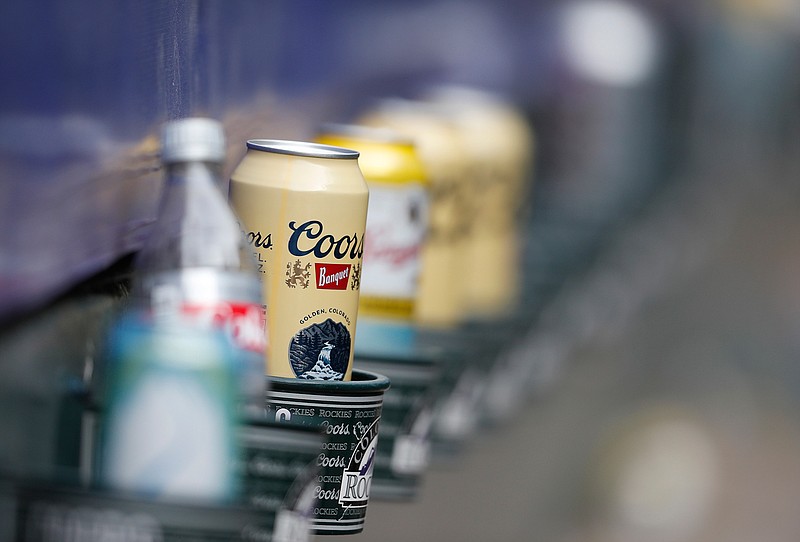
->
<box><xmin>99</xmin><ymin>314</ymin><xmax>240</xmax><ymax>503</ymax></box>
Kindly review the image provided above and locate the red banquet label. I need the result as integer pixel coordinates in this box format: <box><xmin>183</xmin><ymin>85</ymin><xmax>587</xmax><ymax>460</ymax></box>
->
<box><xmin>315</xmin><ymin>263</ymin><xmax>351</xmax><ymax>291</ymax></box>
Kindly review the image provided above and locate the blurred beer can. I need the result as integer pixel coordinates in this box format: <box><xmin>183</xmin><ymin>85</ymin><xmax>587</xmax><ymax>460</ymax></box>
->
<box><xmin>357</xmin><ymin>99</ymin><xmax>469</xmax><ymax>329</ymax></box>
<box><xmin>229</xmin><ymin>140</ymin><xmax>369</xmax><ymax>381</ymax></box>
<box><xmin>423</xmin><ymin>86</ymin><xmax>535</xmax><ymax>319</ymax></box>
<box><xmin>315</xmin><ymin>124</ymin><xmax>429</xmax><ymax>358</ymax></box>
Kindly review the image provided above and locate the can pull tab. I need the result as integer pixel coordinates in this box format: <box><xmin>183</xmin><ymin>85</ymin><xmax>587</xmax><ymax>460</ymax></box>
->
<box><xmin>275</xmin><ymin>408</ymin><xmax>292</xmax><ymax>422</ymax></box>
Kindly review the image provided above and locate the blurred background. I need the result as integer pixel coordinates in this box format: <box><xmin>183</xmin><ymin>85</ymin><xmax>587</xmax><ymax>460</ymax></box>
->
<box><xmin>2</xmin><ymin>0</ymin><xmax>800</xmax><ymax>540</ymax></box>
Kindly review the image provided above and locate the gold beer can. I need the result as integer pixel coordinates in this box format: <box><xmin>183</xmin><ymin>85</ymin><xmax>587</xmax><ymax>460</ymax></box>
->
<box><xmin>424</xmin><ymin>87</ymin><xmax>535</xmax><ymax>318</ymax></box>
<box><xmin>316</xmin><ymin>124</ymin><xmax>429</xmax><ymax>357</ymax></box>
<box><xmin>229</xmin><ymin>140</ymin><xmax>369</xmax><ymax>381</ymax></box>
<box><xmin>357</xmin><ymin>99</ymin><xmax>470</xmax><ymax>329</ymax></box>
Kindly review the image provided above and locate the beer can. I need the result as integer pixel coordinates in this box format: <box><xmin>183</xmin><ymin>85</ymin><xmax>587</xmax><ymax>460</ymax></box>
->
<box><xmin>423</xmin><ymin>86</ymin><xmax>535</xmax><ymax>319</ymax></box>
<box><xmin>228</xmin><ymin>140</ymin><xmax>369</xmax><ymax>381</ymax></box>
<box><xmin>315</xmin><ymin>124</ymin><xmax>429</xmax><ymax>358</ymax></box>
<box><xmin>357</xmin><ymin>99</ymin><xmax>469</xmax><ymax>329</ymax></box>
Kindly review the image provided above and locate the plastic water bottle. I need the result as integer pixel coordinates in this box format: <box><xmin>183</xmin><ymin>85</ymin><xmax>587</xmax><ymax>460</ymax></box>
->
<box><xmin>98</xmin><ymin>118</ymin><xmax>266</xmax><ymax>503</ymax></box>
<box><xmin>133</xmin><ymin>117</ymin><xmax>267</xmax><ymax>417</ymax></box>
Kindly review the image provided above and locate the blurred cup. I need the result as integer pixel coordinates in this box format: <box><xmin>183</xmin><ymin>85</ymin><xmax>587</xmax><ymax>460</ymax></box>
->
<box><xmin>237</xmin><ymin>420</ymin><xmax>324</xmax><ymax>541</ymax></box>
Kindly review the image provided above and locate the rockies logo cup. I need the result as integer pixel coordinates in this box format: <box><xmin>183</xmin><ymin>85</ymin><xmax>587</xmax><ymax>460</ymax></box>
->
<box><xmin>266</xmin><ymin>369</ymin><xmax>390</xmax><ymax>535</ymax></box>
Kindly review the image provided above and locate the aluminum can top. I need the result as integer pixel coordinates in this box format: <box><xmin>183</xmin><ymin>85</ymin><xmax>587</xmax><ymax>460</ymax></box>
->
<box><xmin>246</xmin><ymin>139</ymin><xmax>359</xmax><ymax>160</ymax></box>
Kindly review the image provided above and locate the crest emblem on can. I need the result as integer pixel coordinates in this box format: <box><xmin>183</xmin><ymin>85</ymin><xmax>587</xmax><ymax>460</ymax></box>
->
<box><xmin>286</xmin><ymin>260</ymin><xmax>312</xmax><ymax>289</ymax></box>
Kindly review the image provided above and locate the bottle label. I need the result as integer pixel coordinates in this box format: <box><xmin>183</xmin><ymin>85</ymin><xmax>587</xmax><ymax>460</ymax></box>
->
<box><xmin>182</xmin><ymin>301</ymin><xmax>266</xmax><ymax>352</ymax></box>
<box><xmin>101</xmin><ymin>317</ymin><xmax>239</xmax><ymax>502</ymax></box>
<box><xmin>150</xmin><ymin>278</ymin><xmax>267</xmax><ymax>354</ymax></box>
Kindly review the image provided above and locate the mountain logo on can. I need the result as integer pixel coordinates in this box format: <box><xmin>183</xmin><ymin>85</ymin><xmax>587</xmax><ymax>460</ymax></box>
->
<box><xmin>289</xmin><ymin>318</ymin><xmax>351</xmax><ymax>379</ymax></box>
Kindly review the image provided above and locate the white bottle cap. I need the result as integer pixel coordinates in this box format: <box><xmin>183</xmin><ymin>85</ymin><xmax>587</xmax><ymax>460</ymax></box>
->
<box><xmin>161</xmin><ymin>117</ymin><xmax>226</xmax><ymax>163</ymax></box>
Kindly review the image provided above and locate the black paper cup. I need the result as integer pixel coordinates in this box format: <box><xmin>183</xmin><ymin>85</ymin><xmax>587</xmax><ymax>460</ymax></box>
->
<box><xmin>237</xmin><ymin>419</ymin><xmax>324</xmax><ymax>540</ymax></box>
<box><xmin>0</xmin><ymin>477</ymin><xmax>269</xmax><ymax>541</ymax></box>
<box><xmin>266</xmin><ymin>369</ymin><xmax>390</xmax><ymax>535</ymax></box>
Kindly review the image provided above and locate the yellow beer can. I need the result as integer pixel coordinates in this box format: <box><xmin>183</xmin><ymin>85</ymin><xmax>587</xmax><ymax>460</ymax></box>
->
<box><xmin>316</xmin><ymin>124</ymin><xmax>429</xmax><ymax>357</ymax></box>
<box><xmin>424</xmin><ymin>86</ymin><xmax>535</xmax><ymax>318</ymax></box>
<box><xmin>357</xmin><ymin>99</ymin><xmax>470</xmax><ymax>329</ymax></box>
<box><xmin>229</xmin><ymin>140</ymin><xmax>369</xmax><ymax>381</ymax></box>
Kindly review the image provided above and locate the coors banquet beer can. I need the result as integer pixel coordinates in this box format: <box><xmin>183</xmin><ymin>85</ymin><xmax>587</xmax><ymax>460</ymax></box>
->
<box><xmin>316</xmin><ymin>124</ymin><xmax>429</xmax><ymax>358</ymax></box>
<box><xmin>228</xmin><ymin>140</ymin><xmax>369</xmax><ymax>381</ymax></box>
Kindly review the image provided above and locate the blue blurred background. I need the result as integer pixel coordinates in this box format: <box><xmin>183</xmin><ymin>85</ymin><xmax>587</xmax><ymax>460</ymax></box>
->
<box><xmin>2</xmin><ymin>1</ymin><xmax>800</xmax><ymax>540</ymax></box>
